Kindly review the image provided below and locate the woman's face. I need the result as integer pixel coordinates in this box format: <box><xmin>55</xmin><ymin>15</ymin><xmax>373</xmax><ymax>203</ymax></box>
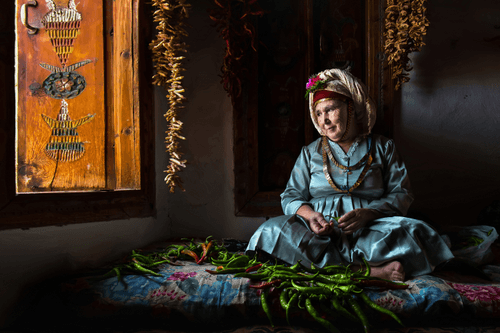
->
<box><xmin>314</xmin><ymin>98</ymin><xmax>348</xmax><ymax>142</ymax></box>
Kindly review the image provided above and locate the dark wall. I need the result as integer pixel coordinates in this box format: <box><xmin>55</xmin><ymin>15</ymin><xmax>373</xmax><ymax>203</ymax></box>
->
<box><xmin>394</xmin><ymin>0</ymin><xmax>500</xmax><ymax>230</ymax></box>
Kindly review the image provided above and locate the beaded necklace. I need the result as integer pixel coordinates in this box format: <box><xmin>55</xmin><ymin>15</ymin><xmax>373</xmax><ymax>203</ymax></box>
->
<box><xmin>321</xmin><ymin>135</ymin><xmax>373</xmax><ymax>195</ymax></box>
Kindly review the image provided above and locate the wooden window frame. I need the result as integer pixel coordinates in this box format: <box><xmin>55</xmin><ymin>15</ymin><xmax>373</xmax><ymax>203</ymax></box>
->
<box><xmin>233</xmin><ymin>0</ymin><xmax>395</xmax><ymax>217</ymax></box>
<box><xmin>0</xmin><ymin>0</ymin><xmax>155</xmax><ymax>230</ymax></box>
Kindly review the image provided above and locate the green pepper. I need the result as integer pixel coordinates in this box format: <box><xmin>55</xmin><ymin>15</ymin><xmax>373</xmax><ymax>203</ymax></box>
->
<box><xmin>291</xmin><ymin>280</ymin><xmax>327</xmax><ymax>295</ymax></box>
<box><xmin>315</xmin><ymin>273</ymin><xmax>352</xmax><ymax>285</ymax></box>
<box><xmin>353</xmin><ymin>277</ymin><xmax>408</xmax><ymax>290</ymax></box>
<box><xmin>331</xmin><ymin>297</ymin><xmax>359</xmax><ymax>323</ymax></box>
<box><xmin>311</xmin><ymin>262</ymin><xmax>347</xmax><ymax>274</ymax></box>
<box><xmin>277</xmin><ymin>281</ymin><xmax>292</xmax><ymax>289</ymax></box>
<box><xmin>148</xmin><ymin>258</ymin><xmax>172</xmax><ymax>267</ymax></box>
<box><xmin>271</xmin><ymin>271</ymin><xmax>318</xmax><ymax>281</ymax></box>
<box><xmin>346</xmin><ymin>295</ymin><xmax>370</xmax><ymax>333</ymax></box>
<box><xmin>358</xmin><ymin>291</ymin><xmax>404</xmax><ymax>326</ymax></box>
<box><xmin>305</xmin><ymin>298</ymin><xmax>341</xmax><ymax>333</ymax></box>
<box><xmin>131</xmin><ymin>262</ymin><xmax>162</xmax><ymax>277</ymax></box>
<box><xmin>289</xmin><ymin>261</ymin><xmax>304</xmax><ymax>272</ymax></box>
<box><xmin>361</xmin><ymin>257</ymin><xmax>371</xmax><ymax>277</ymax></box>
<box><xmin>286</xmin><ymin>292</ymin><xmax>299</xmax><ymax>325</ymax></box>
<box><xmin>279</xmin><ymin>289</ymin><xmax>289</xmax><ymax>310</ymax></box>
<box><xmin>261</xmin><ymin>289</ymin><xmax>274</xmax><ymax>327</ymax></box>
<box><xmin>113</xmin><ymin>267</ymin><xmax>122</xmax><ymax>281</ymax></box>
<box><xmin>225</xmin><ymin>255</ymin><xmax>250</xmax><ymax>268</ymax></box>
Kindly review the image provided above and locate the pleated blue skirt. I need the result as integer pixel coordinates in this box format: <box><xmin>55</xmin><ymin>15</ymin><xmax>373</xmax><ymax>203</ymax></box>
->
<box><xmin>245</xmin><ymin>214</ymin><xmax>454</xmax><ymax>277</ymax></box>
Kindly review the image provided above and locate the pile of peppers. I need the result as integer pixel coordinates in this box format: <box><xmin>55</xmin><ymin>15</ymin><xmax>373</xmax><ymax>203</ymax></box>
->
<box><xmin>99</xmin><ymin>237</ymin><xmax>225</xmax><ymax>279</ymax></box>
<box><xmin>100</xmin><ymin>237</ymin><xmax>408</xmax><ymax>333</ymax></box>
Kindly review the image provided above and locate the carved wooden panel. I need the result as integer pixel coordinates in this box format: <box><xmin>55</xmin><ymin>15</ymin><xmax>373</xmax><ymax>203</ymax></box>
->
<box><xmin>15</xmin><ymin>0</ymin><xmax>141</xmax><ymax>193</ymax></box>
<box><xmin>16</xmin><ymin>0</ymin><xmax>106</xmax><ymax>192</ymax></box>
<box><xmin>234</xmin><ymin>0</ymin><xmax>394</xmax><ymax>217</ymax></box>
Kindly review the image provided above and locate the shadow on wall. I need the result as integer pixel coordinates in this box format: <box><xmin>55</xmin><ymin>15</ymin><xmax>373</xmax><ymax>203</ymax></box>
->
<box><xmin>395</xmin><ymin>0</ymin><xmax>500</xmax><ymax>230</ymax></box>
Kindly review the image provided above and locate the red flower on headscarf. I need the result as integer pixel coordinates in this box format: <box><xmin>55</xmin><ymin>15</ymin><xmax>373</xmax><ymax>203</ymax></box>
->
<box><xmin>305</xmin><ymin>75</ymin><xmax>326</xmax><ymax>99</ymax></box>
<box><xmin>306</xmin><ymin>76</ymin><xmax>321</xmax><ymax>89</ymax></box>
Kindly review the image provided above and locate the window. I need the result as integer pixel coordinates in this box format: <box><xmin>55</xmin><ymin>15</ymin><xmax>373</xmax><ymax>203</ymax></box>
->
<box><xmin>0</xmin><ymin>0</ymin><xmax>155</xmax><ymax>230</ymax></box>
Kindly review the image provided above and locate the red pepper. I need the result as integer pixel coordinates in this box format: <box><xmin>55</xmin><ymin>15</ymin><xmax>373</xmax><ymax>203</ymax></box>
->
<box><xmin>249</xmin><ymin>279</ymin><xmax>282</xmax><ymax>289</ymax></box>
<box><xmin>180</xmin><ymin>249</ymin><xmax>200</xmax><ymax>263</ymax></box>
<box><xmin>197</xmin><ymin>240</ymin><xmax>213</xmax><ymax>264</ymax></box>
<box><xmin>245</xmin><ymin>264</ymin><xmax>263</xmax><ymax>273</ymax></box>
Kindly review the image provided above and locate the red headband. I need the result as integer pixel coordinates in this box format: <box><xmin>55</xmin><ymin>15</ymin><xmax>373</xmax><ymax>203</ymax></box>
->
<box><xmin>313</xmin><ymin>90</ymin><xmax>348</xmax><ymax>105</ymax></box>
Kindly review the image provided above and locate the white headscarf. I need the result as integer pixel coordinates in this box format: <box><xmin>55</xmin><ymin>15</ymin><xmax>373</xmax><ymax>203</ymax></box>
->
<box><xmin>307</xmin><ymin>68</ymin><xmax>376</xmax><ymax>137</ymax></box>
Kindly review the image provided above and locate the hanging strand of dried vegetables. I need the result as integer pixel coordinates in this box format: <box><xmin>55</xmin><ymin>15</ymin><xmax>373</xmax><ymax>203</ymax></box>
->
<box><xmin>384</xmin><ymin>0</ymin><xmax>429</xmax><ymax>90</ymax></box>
<box><xmin>150</xmin><ymin>0</ymin><xmax>191</xmax><ymax>193</ymax></box>
<box><xmin>208</xmin><ymin>0</ymin><xmax>264</xmax><ymax>103</ymax></box>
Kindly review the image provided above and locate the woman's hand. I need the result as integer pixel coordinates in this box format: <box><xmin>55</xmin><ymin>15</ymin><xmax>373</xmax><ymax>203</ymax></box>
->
<box><xmin>338</xmin><ymin>209</ymin><xmax>384</xmax><ymax>235</ymax></box>
<box><xmin>297</xmin><ymin>205</ymin><xmax>336</xmax><ymax>236</ymax></box>
<box><xmin>308</xmin><ymin>212</ymin><xmax>336</xmax><ymax>236</ymax></box>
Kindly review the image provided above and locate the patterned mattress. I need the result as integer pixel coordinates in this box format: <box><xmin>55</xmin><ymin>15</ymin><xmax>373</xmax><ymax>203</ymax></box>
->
<box><xmin>8</xmin><ymin>229</ymin><xmax>500</xmax><ymax>333</ymax></box>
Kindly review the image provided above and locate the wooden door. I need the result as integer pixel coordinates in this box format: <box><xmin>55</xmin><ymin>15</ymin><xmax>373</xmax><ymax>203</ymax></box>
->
<box><xmin>234</xmin><ymin>0</ymin><xmax>395</xmax><ymax>216</ymax></box>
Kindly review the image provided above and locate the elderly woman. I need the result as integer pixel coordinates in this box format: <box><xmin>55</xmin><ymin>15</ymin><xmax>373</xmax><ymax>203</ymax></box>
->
<box><xmin>245</xmin><ymin>68</ymin><xmax>454</xmax><ymax>281</ymax></box>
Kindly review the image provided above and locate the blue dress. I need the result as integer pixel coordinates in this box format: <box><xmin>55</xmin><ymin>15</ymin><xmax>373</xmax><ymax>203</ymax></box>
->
<box><xmin>245</xmin><ymin>134</ymin><xmax>454</xmax><ymax>277</ymax></box>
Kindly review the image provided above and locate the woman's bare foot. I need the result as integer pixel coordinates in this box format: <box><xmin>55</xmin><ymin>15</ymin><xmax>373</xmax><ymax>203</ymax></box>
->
<box><xmin>371</xmin><ymin>261</ymin><xmax>405</xmax><ymax>281</ymax></box>
<box><xmin>351</xmin><ymin>261</ymin><xmax>405</xmax><ymax>281</ymax></box>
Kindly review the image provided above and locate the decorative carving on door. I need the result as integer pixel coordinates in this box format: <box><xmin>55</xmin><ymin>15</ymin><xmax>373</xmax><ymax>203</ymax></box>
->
<box><xmin>41</xmin><ymin>100</ymin><xmax>95</xmax><ymax>162</ymax></box>
<box><xmin>40</xmin><ymin>60</ymin><xmax>91</xmax><ymax>99</ymax></box>
<box><xmin>41</xmin><ymin>0</ymin><xmax>82</xmax><ymax>67</ymax></box>
<box><xmin>37</xmin><ymin>0</ymin><xmax>95</xmax><ymax>163</ymax></box>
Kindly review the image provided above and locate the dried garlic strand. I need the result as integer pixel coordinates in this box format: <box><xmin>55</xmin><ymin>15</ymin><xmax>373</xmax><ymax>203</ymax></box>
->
<box><xmin>150</xmin><ymin>0</ymin><xmax>191</xmax><ymax>193</ymax></box>
<box><xmin>384</xmin><ymin>0</ymin><xmax>429</xmax><ymax>90</ymax></box>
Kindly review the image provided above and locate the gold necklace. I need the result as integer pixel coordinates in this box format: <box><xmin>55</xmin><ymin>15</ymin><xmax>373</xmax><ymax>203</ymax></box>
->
<box><xmin>322</xmin><ymin>136</ymin><xmax>371</xmax><ymax>172</ymax></box>
<box><xmin>322</xmin><ymin>136</ymin><xmax>373</xmax><ymax>195</ymax></box>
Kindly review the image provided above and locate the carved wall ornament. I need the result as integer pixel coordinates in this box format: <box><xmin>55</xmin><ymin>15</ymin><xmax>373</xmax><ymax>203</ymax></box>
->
<box><xmin>384</xmin><ymin>0</ymin><xmax>429</xmax><ymax>90</ymax></box>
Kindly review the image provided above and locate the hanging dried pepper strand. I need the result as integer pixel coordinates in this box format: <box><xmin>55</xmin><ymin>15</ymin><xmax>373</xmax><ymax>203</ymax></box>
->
<box><xmin>150</xmin><ymin>0</ymin><xmax>191</xmax><ymax>192</ymax></box>
<box><xmin>384</xmin><ymin>0</ymin><xmax>429</xmax><ymax>90</ymax></box>
<box><xmin>208</xmin><ymin>0</ymin><xmax>264</xmax><ymax>103</ymax></box>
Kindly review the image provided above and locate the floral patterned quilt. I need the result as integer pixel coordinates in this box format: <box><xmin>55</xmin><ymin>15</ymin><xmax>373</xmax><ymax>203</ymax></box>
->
<box><xmin>13</xmin><ymin>232</ymin><xmax>500</xmax><ymax>333</ymax></box>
